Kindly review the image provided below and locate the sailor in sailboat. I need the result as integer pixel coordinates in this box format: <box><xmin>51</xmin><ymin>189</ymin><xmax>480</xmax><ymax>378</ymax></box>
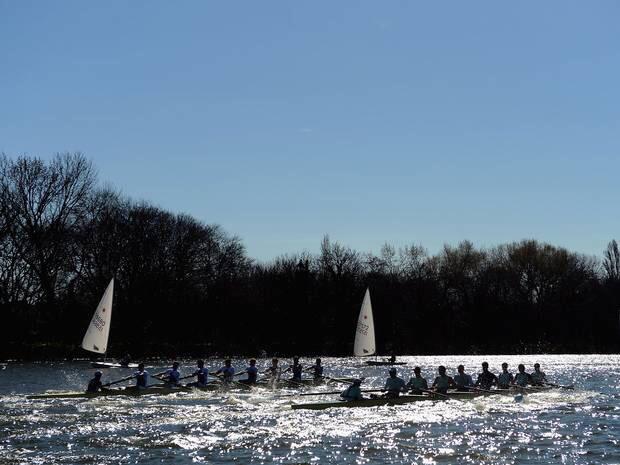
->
<box><xmin>119</xmin><ymin>354</ymin><xmax>132</xmax><ymax>368</ymax></box>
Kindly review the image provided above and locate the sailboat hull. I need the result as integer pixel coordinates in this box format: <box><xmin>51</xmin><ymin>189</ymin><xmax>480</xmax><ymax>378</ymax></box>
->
<box><xmin>91</xmin><ymin>361</ymin><xmax>139</xmax><ymax>369</ymax></box>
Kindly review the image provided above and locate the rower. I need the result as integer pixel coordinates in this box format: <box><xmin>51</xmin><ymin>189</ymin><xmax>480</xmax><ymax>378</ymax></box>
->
<box><xmin>134</xmin><ymin>363</ymin><xmax>149</xmax><ymax>389</ymax></box>
<box><xmin>514</xmin><ymin>364</ymin><xmax>531</xmax><ymax>387</ymax></box>
<box><xmin>87</xmin><ymin>371</ymin><xmax>105</xmax><ymax>393</ymax></box>
<box><xmin>215</xmin><ymin>359</ymin><xmax>236</xmax><ymax>383</ymax></box>
<box><xmin>497</xmin><ymin>362</ymin><xmax>514</xmax><ymax>389</ymax></box>
<box><xmin>262</xmin><ymin>358</ymin><xmax>281</xmax><ymax>382</ymax></box>
<box><xmin>475</xmin><ymin>362</ymin><xmax>498</xmax><ymax>390</ymax></box>
<box><xmin>238</xmin><ymin>359</ymin><xmax>259</xmax><ymax>385</ymax></box>
<box><xmin>341</xmin><ymin>379</ymin><xmax>363</xmax><ymax>401</ymax></box>
<box><xmin>389</xmin><ymin>354</ymin><xmax>397</xmax><ymax>364</ymax></box>
<box><xmin>383</xmin><ymin>367</ymin><xmax>406</xmax><ymax>398</ymax></box>
<box><xmin>406</xmin><ymin>366</ymin><xmax>428</xmax><ymax>394</ymax></box>
<box><xmin>453</xmin><ymin>365</ymin><xmax>474</xmax><ymax>391</ymax></box>
<box><xmin>161</xmin><ymin>362</ymin><xmax>181</xmax><ymax>386</ymax></box>
<box><xmin>285</xmin><ymin>357</ymin><xmax>303</xmax><ymax>382</ymax></box>
<box><xmin>432</xmin><ymin>365</ymin><xmax>456</xmax><ymax>394</ymax></box>
<box><xmin>530</xmin><ymin>363</ymin><xmax>547</xmax><ymax>386</ymax></box>
<box><xmin>306</xmin><ymin>358</ymin><xmax>324</xmax><ymax>380</ymax></box>
<box><xmin>187</xmin><ymin>360</ymin><xmax>209</xmax><ymax>387</ymax></box>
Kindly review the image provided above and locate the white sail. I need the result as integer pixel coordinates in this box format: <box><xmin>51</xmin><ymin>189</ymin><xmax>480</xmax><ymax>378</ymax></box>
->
<box><xmin>81</xmin><ymin>278</ymin><xmax>114</xmax><ymax>354</ymax></box>
<box><xmin>353</xmin><ymin>288</ymin><xmax>376</xmax><ymax>357</ymax></box>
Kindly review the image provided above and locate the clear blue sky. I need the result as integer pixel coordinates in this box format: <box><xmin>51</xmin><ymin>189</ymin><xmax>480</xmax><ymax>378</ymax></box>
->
<box><xmin>1</xmin><ymin>1</ymin><xmax>619</xmax><ymax>261</ymax></box>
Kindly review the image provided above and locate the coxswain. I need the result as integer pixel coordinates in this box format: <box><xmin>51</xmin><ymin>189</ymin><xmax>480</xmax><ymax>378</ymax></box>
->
<box><xmin>161</xmin><ymin>362</ymin><xmax>181</xmax><ymax>386</ymax></box>
<box><xmin>215</xmin><ymin>359</ymin><xmax>235</xmax><ymax>383</ymax></box>
<box><xmin>238</xmin><ymin>359</ymin><xmax>259</xmax><ymax>385</ymax></box>
<box><xmin>341</xmin><ymin>379</ymin><xmax>363</xmax><ymax>401</ymax></box>
<box><xmin>134</xmin><ymin>363</ymin><xmax>149</xmax><ymax>389</ymax></box>
<box><xmin>453</xmin><ymin>365</ymin><xmax>474</xmax><ymax>391</ymax></box>
<box><xmin>432</xmin><ymin>365</ymin><xmax>456</xmax><ymax>394</ymax></box>
<box><xmin>285</xmin><ymin>356</ymin><xmax>303</xmax><ymax>382</ymax></box>
<box><xmin>87</xmin><ymin>371</ymin><xmax>105</xmax><ymax>393</ymax></box>
<box><xmin>306</xmin><ymin>358</ymin><xmax>324</xmax><ymax>380</ymax></box>
<box><xmin>514</xmin><ymin>364</ymin><xmax>531</xmax><ymax>387</ymax></box>
<box><xmin>530</xmin><ymin>363</ymin><xmax>547</xmax><ymax>386</ymax></box>
<box><xmin>475</xmin><ymin>362</ymin><xmax>498</xmax><ymax>390</ymax></box>
<box><xmin>497</xmin><ymin>362</ymin><xmax>514</xmax><ymax>389</ymax></box>
<box><xmin>406</xmin><ymin>366</ymin><xmax>429</xmax><ymax>394</ymax></box>
<box><xmin>187</xmin><ymin>360</ymin><xmax>209</xmax><ymax>387</ymax></box>
<box><xmin>383</xmin><ymin>367</ymin><xmax>406</xmax><ymax>398</ymax></box>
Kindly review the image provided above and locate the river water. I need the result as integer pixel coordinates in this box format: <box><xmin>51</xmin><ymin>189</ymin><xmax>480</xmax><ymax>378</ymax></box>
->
<box><xmin>0</xmin><ymin>354</ymin><xmax>618</xmax><ymax>464</ymax></box>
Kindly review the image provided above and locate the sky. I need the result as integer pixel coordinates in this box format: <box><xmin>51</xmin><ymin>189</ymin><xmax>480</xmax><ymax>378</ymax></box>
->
<box><xmin>1</xmin><ymin>1</ymin><xmax>619</xmax><ymax>261</ymax></box>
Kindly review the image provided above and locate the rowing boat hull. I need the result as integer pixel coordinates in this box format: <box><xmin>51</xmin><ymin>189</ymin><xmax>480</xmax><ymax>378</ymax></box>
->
<box><xmin>292</xmin><ymin>394</ymin><xmax>430</xmax><ymax>409</ymax></box>
<box><xmin>291</xmin><ymin>387</ymin><xmax>555</xmax><ymax>410</ymax></box>
<box><xmin>27</xmin><ymin>384</ymin><xmax>222</xmax><ymax>399</ymax></box>
<box><xmin>364</xmin><ymin>361</ymin><xmax>407</xmax><ymax>366</ymax></box>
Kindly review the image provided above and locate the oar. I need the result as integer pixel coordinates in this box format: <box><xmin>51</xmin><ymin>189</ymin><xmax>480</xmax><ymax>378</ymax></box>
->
<box><xmin>152</xmin><ymin>370</ymin><xmax>170</xmax><ymax>380</ymax></box>
<box><xmin>544</xmin><ymin>382</ymin><xmax>574</xmax><ymax>390</ymax></box>
<box><xmin>324</xmin><ymin>376</ymin><xmax>360</xmax><ymax>385</ymax></box>
<box><xmin>103</xmin><ymin>375</ymin><xmax>135</xmax><ymax>387</ymax></box>
<box><xmin>279</xmin><ymin>388</ymin><xmax>386</xmax><ymax>398</ymax></box>
<box><xmin>279</xmin><ymin>390</ymin><xmax>345</xmax><ymax>398</ymax></box>
<box><xmin>284</xmin><ymin>378</ymin><xmax>307</xmax><ymax>388</ymax></box>
<box><xmin>512</xmin><ymin>384</ymin><xmax>544</xmax><ymax>392</ymax></box>
<box><xmin>420</xmin><ymin>388</ymin><xmax>449</xmax><ymax>399</ymax></box>
<box><xmin>467</xmin><ymin>386</ymin><xmax>502</xmax><ymax>394</ymax></box>
<box><xmin>178</xmin><ymin>374</ymin><xmax>196</xmax><ymax>381</ymax></box>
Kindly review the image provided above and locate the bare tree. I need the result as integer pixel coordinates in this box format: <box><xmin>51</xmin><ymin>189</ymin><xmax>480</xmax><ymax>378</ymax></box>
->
<box><xmin>0</xmin><ymin>153</ymin><xmax>96</xmax><ymax>305</ymax></box>
<box><xmin>603</xmin><ymin>240</ymin><xmax>620</xmax><ymax>282</ymax></box>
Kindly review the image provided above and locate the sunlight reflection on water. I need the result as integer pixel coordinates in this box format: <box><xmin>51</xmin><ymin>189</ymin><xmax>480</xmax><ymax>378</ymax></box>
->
<box><xmin>0</xmin><ymin>354</ymin><xmax>618</xmax><ymax>464</ymax></box>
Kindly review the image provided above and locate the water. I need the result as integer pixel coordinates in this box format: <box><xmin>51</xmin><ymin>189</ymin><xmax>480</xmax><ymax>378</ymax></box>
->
<box><xmin>0</xmin><ymin>355</ymin><xmax>618</xmax><ymax>464</ymax></box>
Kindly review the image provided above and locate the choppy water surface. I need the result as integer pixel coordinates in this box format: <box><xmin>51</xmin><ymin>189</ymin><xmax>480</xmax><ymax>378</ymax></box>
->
<box><xmin>0</xmin><ymin>354</ymin><xmax>618</xmax><ymax>464</ymax></box>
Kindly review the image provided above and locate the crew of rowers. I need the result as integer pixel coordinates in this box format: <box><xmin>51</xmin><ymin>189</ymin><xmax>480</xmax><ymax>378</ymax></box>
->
<box><xmin>341</xmin><ymin>362</ymin><xmax>549</xmax><ymax>400</ymax></box>
<box><xmin>87</xmin><ymin>357</ymin><xmax>325</xmax><ymax>392</ymax></box>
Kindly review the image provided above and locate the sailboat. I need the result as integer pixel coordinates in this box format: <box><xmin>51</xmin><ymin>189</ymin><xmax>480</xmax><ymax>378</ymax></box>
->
<box><xmin>354</xmin><ymin>288</ymin><xmax>406</xmax><ymax>366</ymax></box>
<box><xmin>82</xmin><ymin>278</ymin><xmax>137</xmax><ymax>369</ymax></box>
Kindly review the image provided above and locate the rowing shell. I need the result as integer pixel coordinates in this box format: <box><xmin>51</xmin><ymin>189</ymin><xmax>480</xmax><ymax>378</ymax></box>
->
<box><xmin>26</xmin><ymin>377</ymin><xmax>339</xmax><ymax>400</ymax></box>
<box><xmin>364</xmin><ymin>361</ymin><xmax>407</xmax><ymax>366</ymax></box>
<box><xmin>291</xmin><ymin>386</ymin><xmax>556</xmax><ymax>410</ymax></box>
<box><xmin>27</xmin><ymin>383</ymin><xmax>223</xmax><ymax>399</ymax></box>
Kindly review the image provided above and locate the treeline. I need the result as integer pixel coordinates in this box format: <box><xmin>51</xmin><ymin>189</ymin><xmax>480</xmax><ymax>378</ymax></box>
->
<box><xmin>1</xmin><ymin>153</ymin><xmax>619</xmax><ymax>359</ymax></box>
